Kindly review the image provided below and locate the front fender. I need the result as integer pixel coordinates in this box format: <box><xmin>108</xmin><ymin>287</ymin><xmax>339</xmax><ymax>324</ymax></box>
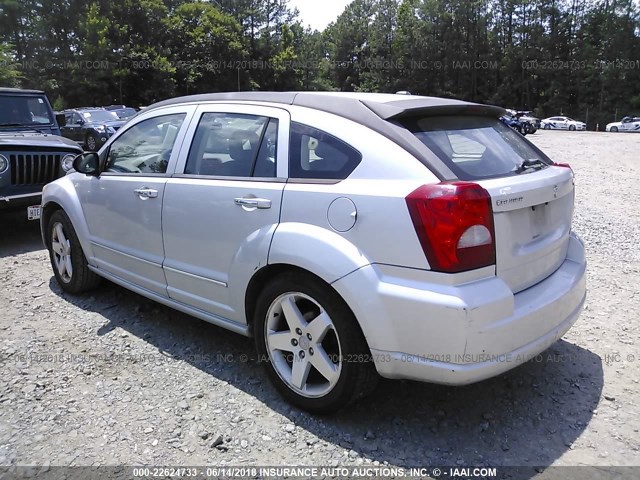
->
<box><xmin>268</xmin><ymin>222</ymin><xmax>371</xmax><ymax>284</ymax></box>
<box><xmin>41</xmin><ymin>175</ymin><xmax>95</xmax><ymax>264</ymax></box>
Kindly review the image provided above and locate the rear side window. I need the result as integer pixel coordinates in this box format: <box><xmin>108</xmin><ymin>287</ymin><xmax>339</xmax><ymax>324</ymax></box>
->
<box><xmin>289</xmin><ymin>122</ymin><xmax>361</xmax><ymax>180</ymax></box>
<box><xmin>400</xmin><ymin>116</ymin><xmax>552</xmax><ymax>180</ymax></box>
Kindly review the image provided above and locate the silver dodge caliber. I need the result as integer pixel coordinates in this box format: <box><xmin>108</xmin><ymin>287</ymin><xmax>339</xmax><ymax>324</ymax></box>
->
<box><xmin>41</xmin><ymin>92</ymin><xmax>587</xmax><ymax>413</ymax></box>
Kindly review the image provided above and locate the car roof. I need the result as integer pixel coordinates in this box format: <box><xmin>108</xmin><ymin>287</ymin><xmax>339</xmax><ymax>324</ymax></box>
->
<box><xmin>145</xmin><ymin>91</ymin><xmax>504</xmax><ymax>123</ymax></box>
<box><xmin>144</xmin><ymin>91</ymin><xmax>506</xmax><ymax>183</ymax></box>
<box><xmin>64</xmin><ymin>108</ymin><xmax>106</xmax><ymax>113</ymax></box>
<box><xmin>0</xmin><ymin>87</ymin><xmax>46</xmax><ymax>95</ymax></box>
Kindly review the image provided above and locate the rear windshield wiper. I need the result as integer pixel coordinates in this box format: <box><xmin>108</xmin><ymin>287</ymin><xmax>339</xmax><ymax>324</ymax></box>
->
<box><xmin>515</xmin><ymin>158</ymin><xmax>547</xmax><ymax>174</ymax></box>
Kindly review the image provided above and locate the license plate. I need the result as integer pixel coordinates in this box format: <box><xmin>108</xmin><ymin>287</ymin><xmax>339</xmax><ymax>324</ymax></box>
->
<box><xmin>28</xmin><ymin>205</ymin><xmax>41</xmax><ymax>221</ymax></box>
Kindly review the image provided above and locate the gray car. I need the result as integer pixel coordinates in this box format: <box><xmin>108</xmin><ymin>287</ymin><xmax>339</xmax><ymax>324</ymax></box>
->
<box><xmin>40</xmin><ymin>92</ymin><xmax>586</xmax><ymax>413</ymax></box>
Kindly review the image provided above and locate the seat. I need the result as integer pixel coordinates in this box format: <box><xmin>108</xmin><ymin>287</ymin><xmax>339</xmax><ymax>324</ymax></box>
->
<box><xmin>218</xmin><ymin>130</ymin><xmax>259</xmax><ymax>177</ymax></box>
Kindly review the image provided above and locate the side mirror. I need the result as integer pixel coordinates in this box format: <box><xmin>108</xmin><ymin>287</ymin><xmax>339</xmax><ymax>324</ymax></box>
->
<box><xmin>73</xmin><ymin>152</ymin><xmax>100</xmax><ymax>176</ymax></box>
<box><xmin>55</xmin><ymin>113</ymin><xmax>66</xmax><ymax>127</ymax></box>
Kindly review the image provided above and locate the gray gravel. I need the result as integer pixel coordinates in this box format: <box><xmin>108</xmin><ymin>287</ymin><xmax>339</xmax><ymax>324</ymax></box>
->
<box><xmin>0</xmin><ymin>131</ymin><xmax>639</xmax><ymax>472</ymax></box>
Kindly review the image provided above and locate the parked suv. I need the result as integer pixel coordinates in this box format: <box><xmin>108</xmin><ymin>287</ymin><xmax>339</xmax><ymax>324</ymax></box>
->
<box><xmin>60</xmin><ymin>108</ymin><xmax>126</xmax><ymax>151</ymax></box>
<box><xmin>41</xmin><ymin>92</ymin><xmax>586</xmax><ymax>413</ymax></box>
<box><xmin>0</xmin><ymin>87</ymin><xmax>82</xmax><ymax>219</ymax></box>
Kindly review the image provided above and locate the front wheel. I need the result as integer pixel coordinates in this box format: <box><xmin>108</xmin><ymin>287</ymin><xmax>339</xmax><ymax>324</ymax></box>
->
<box><xmin>611</xmin><ymin>126</ymin><xmax>618</xmax><ymax>132</ymax></box>
<box><xmin>569</xmin><ymin>125</ymin><xmax>576</xmax><ymax>131</ymax></box>
<box><xmin>544</xmin><ymin>124</ymin><xmax>551</xmax><ymax>130</ymax></box>
<box><xmin>254</xmin><ymin>272</ymin><xmax>378</xmax><ymax>413</ymax></box>
<box><xmin>47</xmin><ymin>210</ymin><xmax>101</xmax><ymax>293</ymax></box>
<box><xmin>85</xmin><ymin>134</ymin><xmax>98</xmax><ymax>151</ymax></box>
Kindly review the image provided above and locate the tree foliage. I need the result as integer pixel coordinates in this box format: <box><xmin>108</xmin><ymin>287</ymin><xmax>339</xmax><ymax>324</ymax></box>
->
<box><xmin>0</xmin><ymin>0</ymin><xmax>637</xmax><ymax>126</ymax></box>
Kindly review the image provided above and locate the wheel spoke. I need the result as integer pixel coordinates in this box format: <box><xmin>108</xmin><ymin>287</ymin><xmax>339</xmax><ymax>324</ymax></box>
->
<box><xmin>267</xmin><ymin>331</ymin><xmax>295</xmax><ymax>353</ymax></box>
<box><xmin>52</xmin><ymin>241</ymin><xmax>63</xmax><ymax>255</ymax></box>
<box><xmin>56</xmin><ymin>255</ymin><xmax>67</xmax><ymax>277</ymax></box>
<box><xmin>311</xmin><ymin>345</ymin><xmax>340</xmax><ymax>384</ymax></box>
<box><xmin>306</xmin><ymin>312</ymin><xmax>332</xmax><ymax>343</ymax></box>
<box><xmin>64</xmin><ymin>256</ymin><xmax>73</xmax><ymax>278</ymax></box>
<box><xmin>290</xmin><ymin>356</ymin><xmax>311</xmax><ymax>390</ymax></box>
<box><xmin>280</xmin><ymin>296</ymin><xmax>307</xmax><ymax>332</ymax></box>
<box><xmin>55</xmin><ymin>224</ymin><xmax>66</xmax><ymax>246</ymax></box>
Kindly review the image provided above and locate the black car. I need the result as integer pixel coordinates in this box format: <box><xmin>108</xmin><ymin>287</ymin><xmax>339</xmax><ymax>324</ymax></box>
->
<box><xmin>105</xmin><ymin>106</ymin><xmax>138</xmax><ymax>119</ymax></box>
<box><xmin>1</xmin><ymin>88</ymin><xmax>82</xmax><ymax>219</ymax></box>
<box><xmin>60</xmin><ymin>108</ymin><xmax>126</xmax><ymax>151</ymax></box>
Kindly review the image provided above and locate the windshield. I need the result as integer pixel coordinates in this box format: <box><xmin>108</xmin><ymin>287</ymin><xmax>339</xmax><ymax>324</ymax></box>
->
<box><xmin>401</xmin><ymin>115</ymin><xmax>552</xmax><ymax>180</ymax></box>
<box><xmin>81</xmin><ymin>110</ymin><xmax>119</xmax><ymax>122</ymax></box>
<box><xmin>0</xmin><ymin>95</ymin><xmax>54</xmax><ymax>126</ymax></box>
<box><xmin>114</xmin><ymin>108</ymin><xmax>137</xmax><ymax>119</ymax></box>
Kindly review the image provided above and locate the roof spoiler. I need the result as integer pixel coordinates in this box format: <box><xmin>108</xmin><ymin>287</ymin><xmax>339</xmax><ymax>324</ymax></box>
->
<box><xmin>362</xmin><ymin>99</ymin><xmax>506</xmax><ymax>121</ymax></box>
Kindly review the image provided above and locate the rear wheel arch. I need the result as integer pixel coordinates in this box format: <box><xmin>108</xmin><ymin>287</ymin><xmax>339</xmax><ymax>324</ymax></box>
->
<box><xmin>244</xmin><ymin>264</ymin><xmax>370</xmax><ymax>346</ymax></box>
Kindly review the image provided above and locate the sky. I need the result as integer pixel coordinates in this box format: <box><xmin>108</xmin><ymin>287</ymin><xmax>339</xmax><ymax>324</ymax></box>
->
<box><xmin>289</xmin><ymin>0</ymin><xmax>353</xmax><ymax>31</ymax></box>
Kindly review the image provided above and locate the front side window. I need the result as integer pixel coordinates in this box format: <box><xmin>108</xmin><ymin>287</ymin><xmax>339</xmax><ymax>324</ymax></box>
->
<box><xmin>106</xmin><ymin>113</ymin><xmax>186</xmax><ymax>174</ymax></box>
<box><xmin>185</xmin><ymin>112</ymin><xmax>277</xmax><ymax>178</ymax></box>
<box><xmin>289</xmin><ymin>122</ymin><xmax>362</xmax><ymax>180</ymax></box>
<box><xmin>401</xmin><ymin>115</ymin><xmax>552</xmax><ymax>180</ymax></box>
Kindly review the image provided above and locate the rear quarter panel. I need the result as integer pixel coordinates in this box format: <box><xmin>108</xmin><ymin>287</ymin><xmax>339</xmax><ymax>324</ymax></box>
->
<box><xmin>269</xmin><ymin>107</ymin><xmax>439</xmax><ymax>281</ymax></box>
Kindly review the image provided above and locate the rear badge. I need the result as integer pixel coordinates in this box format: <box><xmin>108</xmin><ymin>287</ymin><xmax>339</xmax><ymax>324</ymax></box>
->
<box><xmin>496</xmin><ymin>196</ymin><xmax>523</xmax><ymax>207</ymax></box>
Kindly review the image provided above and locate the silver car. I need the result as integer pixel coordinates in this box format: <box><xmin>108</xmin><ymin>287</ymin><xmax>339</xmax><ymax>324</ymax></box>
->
<box><xmin>41</xmin><ymin>92</ymin><xmax>587</xmax><ymax>413</ymax></box>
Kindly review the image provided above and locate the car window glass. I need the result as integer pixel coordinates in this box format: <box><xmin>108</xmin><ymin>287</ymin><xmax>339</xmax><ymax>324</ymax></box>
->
<box><xmin>289</xmin><ymin>122</ymin><xmax>362</xmax><ymax>180</ymax></box>
<box><xmin>253</xmin><ymin>119</ymin><xmax>278</xmax><ymax>178</ymax></box>
<box><xmin>105</xmin><ymin>113</ymin><xmax>186</xmax><ymax>174</ymax></box>
<box><xmin>402</xmin><ymin>115</ymin><xmax>552</xmax><ymax>180</ymax></box>
<box><xmin>184</xmin><ymin>112</ymin><xmax>270</xmax><ymax>177</ymax></box>
<box><xmin>72</xmin><ymin>113</ymin><xmax>82</xmax><ymax>124</ymax></box>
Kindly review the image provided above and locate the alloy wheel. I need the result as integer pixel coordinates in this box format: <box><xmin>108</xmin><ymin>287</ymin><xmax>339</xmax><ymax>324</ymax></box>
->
<box><xmin>86</xmin><ymin>135</ymin><xmax>97</xmax><ymax>151</ymax></box>
<box><xmin>51</xmin><ymin>222</ymin><xmax>73</xmax><ymax>283</ymax></box>
<box><xmin>264</xmin><ymin>292</ymin><xmax>342</xmax><ymax>398</ymax></box>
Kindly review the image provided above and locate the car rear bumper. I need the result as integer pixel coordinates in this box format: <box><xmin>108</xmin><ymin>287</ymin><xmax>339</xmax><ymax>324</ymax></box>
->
<box><xmin>333</xmin><ymin>233</ymin><xmax>586</xmax><ymax>385</ymax></box>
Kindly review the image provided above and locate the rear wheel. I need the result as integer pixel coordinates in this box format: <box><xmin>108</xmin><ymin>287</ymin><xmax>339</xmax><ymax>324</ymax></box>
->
<box><xmin>254</xmin><ymin>272</ymin><xmax>378</xmax><ymax>413</ymax></box>
<box><xmin>47</xmin><ymin>210</ymin><xmax>101</xmax><ymax>294</ymax></box>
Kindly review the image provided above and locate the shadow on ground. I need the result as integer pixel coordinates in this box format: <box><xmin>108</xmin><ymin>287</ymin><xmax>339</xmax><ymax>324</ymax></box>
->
<box><xmin>0</xmin><ymin>212</ymin><xmax>44</xmax><ymax>257</ymax></box>
<box><xmin>50</xmin><ymin>277</ymin><xmax>603</xmax><ymax>477</ymax></box>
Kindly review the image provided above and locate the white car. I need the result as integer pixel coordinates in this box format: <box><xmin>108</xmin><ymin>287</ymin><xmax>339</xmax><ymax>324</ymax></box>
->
<box><xmin>606</xmin><ymin>116</ymin><xmax>640</xmax><ymax>132</ymax></box>
<box><xmin>40</xmin><ymin>92</ymin><xmax>586</xmax><ymax>413</ymax></box>
<box><xmin>541</xmin><ymin>116</ymin><xmax>586</xmax><ymax>131</ymax></box>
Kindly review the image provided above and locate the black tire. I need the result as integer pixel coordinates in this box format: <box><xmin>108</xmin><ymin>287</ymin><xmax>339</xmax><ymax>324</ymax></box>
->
<box><xmin>544</xmin><ymin>124</ymin><xmax>551</xmax><ymax>130</ymax></box>
<box><xmin>569</xmin><ymin>125</ymin><xmax>576</xmax><ymax>131</ymax></box>
<box><xmin>254</xmin><ymin>271</ymin><xmax>378</xmax><ymax>414</ymax></box>
<box><xmin>611</xmin><ymin>126</ymin><xmax>618</xmax><ymax>132</ymax></box>
<box><xmin>85</xmin><ymin>134</ymin><xmax>98</xmax><ymax>151</ymax></box>
<box><xmin>47</xmin><ymin>210</ymin><xmax>101</xmax><ymax>294</ymax></box>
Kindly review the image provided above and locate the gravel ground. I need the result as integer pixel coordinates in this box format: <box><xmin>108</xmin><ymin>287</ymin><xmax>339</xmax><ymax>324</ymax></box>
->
<box><xmin>0</xmin><ymin>131</ymin><xmax>639</xmax><ymax>475</ymax></box>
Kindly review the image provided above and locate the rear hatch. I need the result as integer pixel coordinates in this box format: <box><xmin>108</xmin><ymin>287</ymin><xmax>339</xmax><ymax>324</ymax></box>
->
<box><xmin>400</xmin><ymin>114</ymin><xmax>574</xmax><ymax>293</ymax></box>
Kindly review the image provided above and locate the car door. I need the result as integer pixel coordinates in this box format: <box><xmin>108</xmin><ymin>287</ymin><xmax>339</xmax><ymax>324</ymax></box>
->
<box><xmin>162</xmin><ymin>104</ymin><xmax>289</xmax><ymax>322</ymax></box>
<box><xmin>75</xmin><ymin>105</ymin><xmax>195</xmax><ymax>295</ymax></box>
<box><xmin>61</xmin><ymin>112</ymin><xmax>80</xmax><ymax>141</ymax></box>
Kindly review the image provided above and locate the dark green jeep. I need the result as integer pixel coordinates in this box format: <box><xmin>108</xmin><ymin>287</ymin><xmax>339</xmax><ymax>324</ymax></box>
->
<box><xmin>0</xmin><ymin>87</ymin><xmax>82</xmax><ymax>220</ymax></box>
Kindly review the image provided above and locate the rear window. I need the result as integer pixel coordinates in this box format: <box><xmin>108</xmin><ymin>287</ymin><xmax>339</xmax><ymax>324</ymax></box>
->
<box><xmin>401</xmin><ymin>115</ymin><xmax>552</xmax><ymax>180</ymax></box>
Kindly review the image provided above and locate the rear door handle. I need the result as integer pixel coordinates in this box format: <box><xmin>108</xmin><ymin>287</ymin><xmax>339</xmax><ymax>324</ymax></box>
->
<box><xmin>134</xmin><ymin>188</ymin><xmax>158</xmax><ymax>199</ymax></box>
<box><xmin>234</xmin><ymin>197</ymin><xmax>271</xmax><ymax>209</ymax></box>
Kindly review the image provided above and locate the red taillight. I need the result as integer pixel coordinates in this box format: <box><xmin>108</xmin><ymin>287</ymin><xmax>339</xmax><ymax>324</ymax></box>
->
<box><xmin>405</xmin><ymin>182</ymin><xmax>496</xmax><ymax>273</ymax></box>
<box><xmin>554</xmin><ymin>162</ymin><xmax>573</xmax><ymax>171</ymax></box>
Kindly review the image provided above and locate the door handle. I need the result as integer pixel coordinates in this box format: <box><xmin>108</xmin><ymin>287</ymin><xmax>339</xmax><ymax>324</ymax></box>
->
<box><xmin>234</xmin><ymin>197</ymin><xmax>271</xmax><ymax>209</ymax></box>
<box><xmin>134</xmin><ymin>188</ymin><xmax>158</xmax><ymax>199</ymax></box>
